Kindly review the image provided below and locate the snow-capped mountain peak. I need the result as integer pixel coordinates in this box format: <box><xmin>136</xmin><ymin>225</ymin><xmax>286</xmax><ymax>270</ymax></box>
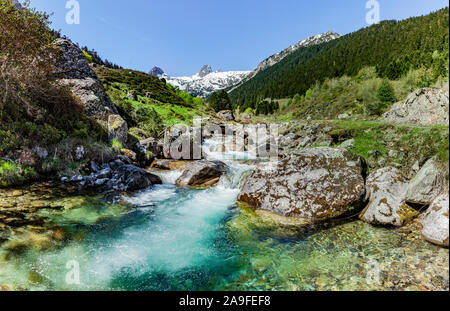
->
<box><xmin>198</xmin><ymin>65</ymin><xmax>213</xmax><ymax>78</ymax></box>
<box><xmin>150</xmin><ymin>65</ymin><xmax>250</xmax><ymax>98</ymax></box>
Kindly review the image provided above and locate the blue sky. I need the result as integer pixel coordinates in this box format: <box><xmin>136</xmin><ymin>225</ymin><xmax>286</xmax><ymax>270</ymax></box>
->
<box><xmin>29</xmin><ymin>0</ymin><xmax>449</xmax><ymax>76</ymax></box>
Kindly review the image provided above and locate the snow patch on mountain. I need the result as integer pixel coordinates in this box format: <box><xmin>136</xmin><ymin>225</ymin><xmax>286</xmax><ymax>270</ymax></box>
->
<box><xmin>238</xmin><ymin>31</ymin><xmax>341</xmax><ymax>86</ymax></box>
<box><xmin>149</xmin><ymin>65</ymin><xmax>250</xmax><ymax>98</ymax></box>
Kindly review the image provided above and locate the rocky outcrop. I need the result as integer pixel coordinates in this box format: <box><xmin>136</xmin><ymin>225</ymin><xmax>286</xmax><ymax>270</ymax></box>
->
<box><xmin>139</xmin><ymin>138</ymin><xmax>163</xmax><ymax>158</ymax></box>
<box><xmin>217</xmin><ymin>110</ymin><xmax>235</xmax><ymax>122</ymax></box>
<box><xmin>359</xmin><ymin>167</ymin><xmax>418</xmax><ymax>227</ymax></box>
<box><xmin>383</xmin><ymin>85</ymin><xmax>449</xmax><ymax>126</ymax></box>
<box><xmin>108</xmin><ymin>115</ymin><xmax>128</xmax><ymax>146</ymax></box>
<box><xmin>198</xmin><ymin>65</ymin><xmax>213</xmax><ymax>78</ymax></box>
<box><xmin>113</xmin><ymin>165</ymin><xmax>162</xmax><ymax>191</ymax></box>
<box><xmin>421</xmin><ymin>191</ymin><xmax>449</xmax><ymax>247</ymax></box>
<box><xmin>149</xmin><ymin>66</ymin><xmax>165</xmax><ymax>77</ymax></box>
<box><xmin>53</xmin><ymin>39</ymin><xmax>118</xmax><ymax>119</ymax></box>
<box><xmin>404</xmin><ymin>157</ymin><xmax>446</xmax><ymax>205</ymax></box>
<box><xmin>176</xmin><ymin>160</ymin><xmax>226</xmax><ymax>187</ymax></box>
<box><xmin>238</xmin><ymin>147</ymin><xmax>367</xmax><ymax>223</ymax></box>
<box><xmin>61</xmin><ymin>159</ymin><xmax>162</xmax><ymax>192</ymax></box>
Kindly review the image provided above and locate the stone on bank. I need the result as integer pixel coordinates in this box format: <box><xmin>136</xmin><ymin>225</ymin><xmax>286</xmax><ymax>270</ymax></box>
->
<box><xmin>238</xmin><ymin>147</ymin><xmax>367</xmax><ymax>224</ymax></box>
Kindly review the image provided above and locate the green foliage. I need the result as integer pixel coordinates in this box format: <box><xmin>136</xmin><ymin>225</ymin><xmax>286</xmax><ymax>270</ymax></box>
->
<box><xmin>0</xmin><ymin>160</ymin><xmax>36</xmax><ymax>187</ymax></box>
<box><xmin>95</xmin><ymin>67</ymin><xmax>187</xmax><ymax>106</ymax></box>
<box><xmin>362</xmin><ymin>79</ymin><xmax>397</xmax><ymax>115</ymax></box>
<box><xmin>192</xmin><ymin>97</ymin><xmax>204</xmax><ymax>107</ymax></box>
<box><xmin>82</xmin><ymin>49</ymin><xmax>93</xmax><ymax>64</ymax></box>
<box><xmin>230</xmin><ymin>8</ymin><xmax>449</xmax><ymax>104</ymax></box>
<box><xmin>293</xmin><ymin>94</ymin><xmax>302</xmax><ymax>106</ymax></box>
<box><xmin>244</xmin><ymin>107</ymin><xmax>254</xmax><ymax>115</ymax></box>
<box><xmin>437</xmin><ymin>135</ymin><xmax>449</xmax><ymax>163</ymax></box>
<box><xmin>0</xmin><ymin>1</ymin><xmax>108</xmax><ymax>157</ymax></box>
<box><xmin>255</xmin><ymin>100</ymin><xmax>279</xmax><ymax>115</ymax></box>
<box><xmin>377</xmin><ymin>80</ymin><xmax>396</xmax><ymax>104</ymax></box>
<box><xmin>209</xmin><ymin>90</ymin><xmax>232</xmax><ymax>112</ymax></box>
<box><xmin>111</xmin><ymin>139</ymin><xmax>123</xmax><ymax>149</ymax></box>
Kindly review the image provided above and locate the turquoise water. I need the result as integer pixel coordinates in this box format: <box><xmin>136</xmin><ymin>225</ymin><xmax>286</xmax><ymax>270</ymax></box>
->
<box><xmin>0</xmin><ymin>140</ymin><xmax>448</xmax><ymax>291</ymax></box>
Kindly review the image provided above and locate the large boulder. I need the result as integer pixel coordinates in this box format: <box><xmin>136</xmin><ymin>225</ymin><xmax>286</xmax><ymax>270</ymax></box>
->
<box><xmin>360</xmin><ymin>167</ymin><xmax>418</xmax><ymax>227</ymax></box>
<box><xmin>238</xmin><ymin>147</ymin><xmax>367</xmax><ymax>223</ymax></box>
<box><xmin>404</xmin><ymin>157</ymin><xmax>446</xmax><ymax>205</ymax></box>
<box><xmin>108</xmin><ymin>114</ymin><xmax>128</xmax><ymax>146</ymax></box>
<box><xmin>113</xmin><ymin>165</ymin><xmax>162</xmax><ymax>191</ymax></box>
<box><xmin>217</xmin><ymin>110</ymin><xmax>235</xmax><ymax>122</ymax></box>
<box><xmin>176</xmin><ymin>160</ymin><xmax>227</xmax><ymax>187</ymax></box>
<box><xmin>422</xmin><ymin>191</ymin><xmax>449</xmax><ymax>247</ymax></box>
<box><xmin>53</xmin><ymin>39</ymin><xmax>118</xmax><ymax>119</ymax></box>
<box><xmin>383</xmin><ymin>85</ymin><xmax>449</xmax><ymax>126</ymax></box>
<box><xmin>60</xmin><ymin>162</ymin><xmax>161</xmax><ymax>192</ymax></box>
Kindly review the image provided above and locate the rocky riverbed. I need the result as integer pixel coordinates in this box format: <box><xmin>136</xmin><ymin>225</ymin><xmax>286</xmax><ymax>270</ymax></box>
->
<box><xmin>0</xmin><ymin>128</ymin><xmax>449</xmax><ymax>291</ymax></box>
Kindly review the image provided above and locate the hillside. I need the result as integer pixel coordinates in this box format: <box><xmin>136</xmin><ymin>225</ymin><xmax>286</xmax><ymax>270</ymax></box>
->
<box><xmin>95</xmin><ymin>66</ymin><xmax>210</xmax><ymax>139</ymax></box>
<box><xmin>230</xmin><ymin>8</ymin><xmax>449</xmax><ymax>109</ymax></box>
<box><xmin>236</xmin><ymin>31</ymin><xmax>340</xmax><ymax>88</ymax></box>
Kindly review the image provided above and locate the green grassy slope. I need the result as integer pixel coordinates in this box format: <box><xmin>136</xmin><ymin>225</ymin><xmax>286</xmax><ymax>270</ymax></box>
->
<box><xmin>95</xmin><ymin>67</ymin><xmax>210</xmax><ymax>139</ymax></box>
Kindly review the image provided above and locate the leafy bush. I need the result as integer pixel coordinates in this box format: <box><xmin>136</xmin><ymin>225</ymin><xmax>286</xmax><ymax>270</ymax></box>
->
<box><xmin>0</xmin><ymin>160</ymin><xmax>36</xmax><ymax>187</ymax></box>
<box><xmin>243</xmin><ymin>107</ymin><xmax>254</xmax><ymax>115</ymax></box>
<box><xmin>82</xmin><ymin>49</ymin><xmax>93</xmax><ymax>64</ymax></box>
<box><xmin>111</xmin><ymin>139</ymin><xmax>123</xmax><ymax>149</ymax></box>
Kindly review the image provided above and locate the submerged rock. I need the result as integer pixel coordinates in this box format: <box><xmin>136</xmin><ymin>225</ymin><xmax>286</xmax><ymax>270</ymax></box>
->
<box><xmin>176</xmin><ymin>160</ymin><xmax>227</xmax><ymax>187</ymax></box>
<box><xmin>360</xmin><ymin>167</ymin><xmax>418</xmax><ymax>227</ymax></box>
<box><xmin>238</xmin><ymin>147</ymin><xmax>367</xmax><ymax>223</ymax></box>
<box><xmin>404</xmin><ymin>157</ymin><xmax>446</xmax><ymax>205</ymax></box>
<box><xmin>422</xmin><ymin>191</ymin><xmax>449</xmax><ymax>247</ymax></box>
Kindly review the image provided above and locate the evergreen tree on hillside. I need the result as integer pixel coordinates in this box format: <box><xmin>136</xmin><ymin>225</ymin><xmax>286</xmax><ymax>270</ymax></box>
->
<box><xmin>230</xmin><ymin>8</ymin><xmax>449</xmax><ymax>105</ymax></box>
<box><xmin>377</xmin><ymin>80</ymin><xmax>396</xmax><ymax>105</ymax></box>
<box><xmin>209</xmin><ymin>90</ymin><xmax>232</xmax><ymax>112</ymax></box>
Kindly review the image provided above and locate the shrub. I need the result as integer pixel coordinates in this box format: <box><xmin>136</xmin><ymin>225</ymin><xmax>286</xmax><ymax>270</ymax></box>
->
<box><xmin>356</xmin><ymin>67</ymin><xmax>377</xmax><ymax>81</ymax></box>
<box><xmin>244</xmin><ymin>107</ymin><xmax>254</xmax><ymax>115</ymax></box>
<box><xmin>0</xmin><ymin>160</ymin><xmax>36</xmax><ymax>187</ymax></box>
<box><xmin>111</xmin><ymin>139</ymin><xmax>123</xmax><ymax>149</ymax></box>
<box><xmin>82</xmin><ymin>49</ymin><xmax>93</xmax><ymax>64</ymax></box>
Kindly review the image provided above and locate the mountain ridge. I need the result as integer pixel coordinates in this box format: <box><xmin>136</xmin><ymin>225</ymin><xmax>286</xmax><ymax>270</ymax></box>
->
<box><xmin>149</xmin><ymin>65</ymin><xmax>250</xmax><ymax>98</ymax></box>
<box><xmin>244</xmin><ymin>31</ymin><xmax>340</xmax><ymax>83</ymax></box>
